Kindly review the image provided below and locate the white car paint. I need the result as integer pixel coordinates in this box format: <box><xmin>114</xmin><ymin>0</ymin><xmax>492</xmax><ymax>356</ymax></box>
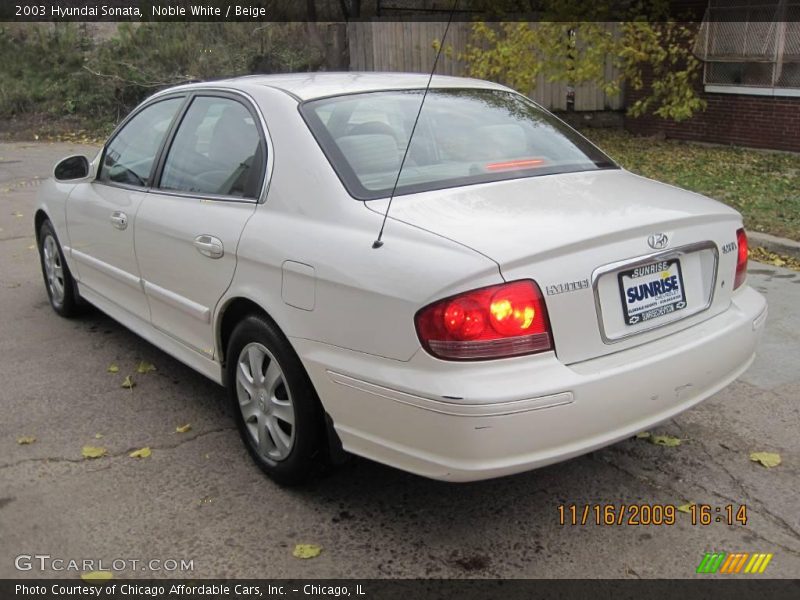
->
<box><xmin>36</xmin><ymin>73</ymin><xmax>767</xmax><ymax>481</ymax></box>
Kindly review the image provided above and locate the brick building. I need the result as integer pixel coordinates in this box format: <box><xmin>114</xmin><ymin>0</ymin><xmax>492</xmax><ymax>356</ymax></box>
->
<box><xmin>626</xmin><ymin>1</ymin><xmax>800</xmax><ymax>152</ymax></box>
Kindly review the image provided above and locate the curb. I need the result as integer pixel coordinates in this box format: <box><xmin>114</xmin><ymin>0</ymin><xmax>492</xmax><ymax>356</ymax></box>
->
<box><xmin>749</xmin><ymin>232</ymin><xmax>800</xmax><ymax>261</ymax></box>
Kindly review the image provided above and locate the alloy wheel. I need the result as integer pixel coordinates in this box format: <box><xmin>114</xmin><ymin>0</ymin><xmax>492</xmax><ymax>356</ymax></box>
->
<box><xmin>42</xmin><ymin>234</ymin><xmax>65</xmax><ymax>304</ymax></box>
<box><xmin>235</xmin><ymin>342</ymin><xmax>296</xmax><ymax>461</ymax></box>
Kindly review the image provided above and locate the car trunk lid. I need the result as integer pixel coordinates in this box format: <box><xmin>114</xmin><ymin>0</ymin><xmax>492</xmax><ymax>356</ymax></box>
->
<box><xmin>370</xmin><ymin>169</ymin><xmax>742</xmax><ymax>364</ymax></box>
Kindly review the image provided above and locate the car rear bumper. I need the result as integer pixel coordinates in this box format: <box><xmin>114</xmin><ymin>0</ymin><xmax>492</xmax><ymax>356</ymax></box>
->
<box><xmin>292</xmin><ymin>286</ymin><xmax>767</xmax><ymax>482</ymax></box>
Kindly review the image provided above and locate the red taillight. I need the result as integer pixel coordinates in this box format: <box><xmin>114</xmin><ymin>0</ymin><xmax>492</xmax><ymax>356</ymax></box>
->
<box><xmin>415</xmin><ymin>280</ymin><xmax>553</xmax><ymax>360</ymax></box>
<box><xmin>734</xmin><ymin>228</ymin><xmax>748</xmax><ymax>289</ymax></box>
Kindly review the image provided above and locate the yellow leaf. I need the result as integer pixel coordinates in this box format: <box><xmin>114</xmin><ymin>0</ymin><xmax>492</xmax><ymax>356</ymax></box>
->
<box><xmin>649</xmin><ymin>434</ymin><xmax>682</xmax><ymax>447</ymax></box>
<box><xmin>129</xmin><ymin>447</ymin><xmax>151</xmax><ymax>459</ymax></box>
<box><xmin>635</xmin><ymin>431</ymin><xmax>651</xmax><ymax>439</ymax></box>
<box><xmin>293</xmin><ymin>544</ymin><xmax>322</xmax><ymax>559</ymax></box>
<box><xmin>136</xmin><ymin>361</ymin><xmax>156</xmax><ymax>374</ymax></box>
<box><xmin>121</xmin><ymin>375</ymin><xmax>135</xmax><ymax>389</ymax></box>
<box><xmin>750</xmin><ymin>451</ymin><xmax>781</xmax><ymax>468</ymax></box>
<box><xmin>677</xmin><ymin>502</ymin><xmax>694</xmax><ymax>514</ymax></box>
<box><xmin>176</xmin><ymin>423</ymin><xmax>192</xmax><ymax>433</ymax></box>
<box><xmin>107</xmin><ymin>364</ymin><xmax>119</xmax><ymax>373</ymax></box>
<box><xmin>17</xmin><ymin>435</ymin><xmax>36</xmax><ymax>445</ymax></box>
<box><xmin>82</xmin><ymin>445</ymin><xmax>107</xmax><ymax>459</ymax></box>
<box><xmin>81</xmin><ymin>571</ymin><xmax>113</xmax><ymax>582</ymax></box>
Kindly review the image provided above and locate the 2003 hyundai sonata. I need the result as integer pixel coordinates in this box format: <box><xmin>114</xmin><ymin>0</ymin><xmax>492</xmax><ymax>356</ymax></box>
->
<box><xmin>35</xmin><ymin>73</ymin><xmax>767</xmax><ymax>484</ymax></box>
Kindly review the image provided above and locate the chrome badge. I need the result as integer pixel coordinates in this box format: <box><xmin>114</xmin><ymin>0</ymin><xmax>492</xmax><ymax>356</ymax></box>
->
<box><xmin>647</xmin><ymin>232</ymin><xmax>670</xmax><ymax>250</ymax></box>
<box><xmin>546</xmin><ymin>279</ymin><xmax>589</xmax><ymax>296</ymax></box>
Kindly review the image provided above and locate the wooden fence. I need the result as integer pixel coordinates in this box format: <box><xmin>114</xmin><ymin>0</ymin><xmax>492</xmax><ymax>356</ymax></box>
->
<box><xmin>347</xmin><ymin>21</ymin><xmax>624</xmax><ymax>111</ymax></box>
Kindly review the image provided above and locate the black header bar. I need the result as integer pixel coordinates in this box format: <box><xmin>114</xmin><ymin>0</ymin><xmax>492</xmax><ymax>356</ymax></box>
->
<box><xmin>2</xmin><ymin>1</ymin><xmax>798</xmax><ymax>23</ymax></box>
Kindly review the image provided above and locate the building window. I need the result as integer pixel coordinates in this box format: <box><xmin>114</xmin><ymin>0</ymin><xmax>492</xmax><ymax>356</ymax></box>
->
<box><xmin>694</xmin><ymin>1</ymin><xmax>800</xmax><ymax>94</ymax></box>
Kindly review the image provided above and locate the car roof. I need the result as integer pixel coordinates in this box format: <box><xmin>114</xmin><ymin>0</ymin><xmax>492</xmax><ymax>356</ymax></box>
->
<box><xmin>166</xmin><ymin>72</ymin><xmax>512</xmax><ymax>101</ymax></box>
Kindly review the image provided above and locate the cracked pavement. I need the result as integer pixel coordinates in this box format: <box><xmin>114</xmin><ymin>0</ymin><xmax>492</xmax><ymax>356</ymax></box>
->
<box><xmin>1</xmin><ymin>142</ymin><xmax>798</xmax><ymax>579</ymax></box>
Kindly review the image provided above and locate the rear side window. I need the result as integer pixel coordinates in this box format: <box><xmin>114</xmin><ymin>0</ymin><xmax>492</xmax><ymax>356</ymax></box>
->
<box><xmin>159</xmin><ymin>96</ymin><xmax>265</xmax><ymax>199</ymax></box>
<box><xmin>301</xmin><ymin>88</ymin><xmax>617</xmax><ymax>200</ymax></box>
<box><xmin>99</xmin><ymin>97</ymin><xmax>183</xmax><ymax>187</ymax></box>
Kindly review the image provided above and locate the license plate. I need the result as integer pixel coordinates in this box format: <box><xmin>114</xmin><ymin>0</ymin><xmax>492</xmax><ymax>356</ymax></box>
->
<box><xmin>618</xmin><ymin>259</ymin><xmax>687</xmax><ymax>325</ymax></box>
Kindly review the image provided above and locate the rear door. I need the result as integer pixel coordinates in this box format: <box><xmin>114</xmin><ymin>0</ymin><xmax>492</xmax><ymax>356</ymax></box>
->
<box><xmin>134</xmin><ymin>93</ymin><xmax>266</xmax><ymax>357</ymax></box>
<box><xmin>67</xmin><ymin>96</ymin><xmax>185</xmax><ymax>321</ymax></box>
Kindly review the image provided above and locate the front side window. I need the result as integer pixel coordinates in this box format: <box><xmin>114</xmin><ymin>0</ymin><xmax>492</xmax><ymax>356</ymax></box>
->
<box><xmin>99</xmin><ymin>97</ymin><xmax>183</xmax><ymax>187</ymax></box>
<box><xmin>301</xmin><ymin>88</ymin><xmax>616</xmax><ymax>200</ymax></box>
<box><xmin>159</xmin><ymin>96</ymin><xmax>265</xmax><ymax>199</ymax></box>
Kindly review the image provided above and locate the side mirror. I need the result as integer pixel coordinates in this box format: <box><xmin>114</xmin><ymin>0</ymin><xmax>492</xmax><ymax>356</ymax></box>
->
<box><xmin>54</xmin><ymin>155</ymin><xmax>90</xmax><ymax>181</ymax></box>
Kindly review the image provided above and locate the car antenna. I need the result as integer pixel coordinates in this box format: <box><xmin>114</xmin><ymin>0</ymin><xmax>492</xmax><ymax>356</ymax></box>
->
<box><xmin>372</xmin><ymin>0</ymin><xmax>458</xmax><ymax>249</ymax></box>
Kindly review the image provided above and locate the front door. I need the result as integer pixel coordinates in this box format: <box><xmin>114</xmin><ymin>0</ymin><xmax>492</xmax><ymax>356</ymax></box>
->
<box><xmin>67</xmin><ymin>97</ymin><xmax>184</xmax><ymax>321</ymax></box>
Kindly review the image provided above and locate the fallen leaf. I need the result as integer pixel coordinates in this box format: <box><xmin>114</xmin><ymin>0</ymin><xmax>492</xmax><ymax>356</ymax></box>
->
<box><xmin>129</xmin><ymin>447</ymin><xmax>151</xmax><ymax>459</ymax></box>
<box><xmin>82</xmin><ymin>445</ymin><xmax>107</xmax><ymax>459</ymax></box>
<box><xmin>176</xmin><ymin>423</ymin><xmax>192</xmax><ymax>433</ymax></box>
<box><xmin>107</xmin><ymin>364</ymin><xmax>119</xmax><ymax>373</ymax></box>
<box><xmin>649</xmin><ymin>434</ymin><xmax>682</xmax><ymax>447</ymax></box>
<box><xmin>13</xmin><ymin>211</ymin><xmax>23</xmax><ymax>218</ymax></box>
<box><xmin>27</xmin><ymin>244</ymin><xmax>35</xmax><ymax>250</ymax></box>
<box><xmin>293</xmin><ymin>544</ymin><xmax>322</xmax><ymax>559</ymax></box>
<box><xmin>121</xmin><ymin>375</ymin><xmax>135</xmax><ymax>389</ymax></box>
<box><xmin>677</xmin><ymin>502</ymin><xmax>694</xmax><ymax>514</ymax></box>
<box><xmin>81</xmin><ymin>571</ymin><xmax>113</xmax><ymax>582</ymax></box>
<box><xmin>95</xmin><ymin>433</ymin><xmax>104</xmax><ymax>439</ymax></box>
<box><xmin>17</xmin><ymin>436</ymin><xmax>36</xmax><ymax>445</ymax></box>
<box><xmin>749</xmin><ymin>451</ymin><xmax>781</xmax><ymax>468</ymax></box>
<box><xmin>635</xmin><ymin>431</ymin><xmax>651</xmax><ymax>439</ymax></box>
<box><xmin>749</xmin><ymin>246</ymin><xmax>800</xmax><ymax>272</ymax></box>
<box><xmin>136</xmin><ymin>361</ymin><xmax>156</xmax><ymax>374</ymax></box>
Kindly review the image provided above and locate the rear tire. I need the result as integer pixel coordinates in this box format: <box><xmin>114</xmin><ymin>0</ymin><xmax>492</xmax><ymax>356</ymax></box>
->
<box><xmin>226</xmin><ymin>314</ymin><xmax>325</xmax><ymax>485</ymax></box>
<box><xmin>38</xmin><ymin>219</ymin><xmax>83</xmax><ymax>318</ymax></box>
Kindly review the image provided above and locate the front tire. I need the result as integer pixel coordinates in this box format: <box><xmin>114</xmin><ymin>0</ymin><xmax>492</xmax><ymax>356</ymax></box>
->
<box><xmin>38</xmin><ymin>219</ymin><xmax>82</xmax><ymax>318</ymax></box>
<box><xmin>226</xmin><ymin>314</ymin><xmax>325</xmax><ymax>485</ymax></box>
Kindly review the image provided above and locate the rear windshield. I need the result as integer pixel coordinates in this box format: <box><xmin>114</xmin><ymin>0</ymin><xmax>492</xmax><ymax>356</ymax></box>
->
<box><xmin>300</xmin><ymin>88</ymin><xmax>617</xmax><ymax>200</ymax></box>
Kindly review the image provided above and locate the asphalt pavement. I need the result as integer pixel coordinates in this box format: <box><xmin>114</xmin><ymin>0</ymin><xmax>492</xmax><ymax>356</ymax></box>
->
<box><xmin>1</xmin><ymin>142</ymin><xmax>798</xmax><ymax>579</ymax></box>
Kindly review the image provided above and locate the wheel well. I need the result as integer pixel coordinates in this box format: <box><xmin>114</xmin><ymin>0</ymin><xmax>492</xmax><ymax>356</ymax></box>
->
<box><xmin>218</xmin><ymin>297</ymin><xmax>271</xmax><ymax>368</ymax></box>
<box><xmin>34</xmin><ymin>210</ymin><xmax>48</xmax><ymax>241</ymax></box>
<box><xmin>217</xmin><ymin>296</ymin><xmax>346</xmax><ymax>463</ymax></box>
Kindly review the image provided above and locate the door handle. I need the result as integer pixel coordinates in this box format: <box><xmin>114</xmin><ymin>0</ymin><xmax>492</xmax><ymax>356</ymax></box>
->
<box><xmin>193</xmin><ymin>235</ymin><xmax>224</xmax><ymax>259</ymax></box>
<box><xmin>110</xmin><ymin>211</ymin><xmax>128</xmax><ymax>230</ymax></box>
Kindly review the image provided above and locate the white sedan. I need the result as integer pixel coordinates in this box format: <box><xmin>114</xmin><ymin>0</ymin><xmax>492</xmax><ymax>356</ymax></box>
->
<box><xmin>35</xmin><ymin>73</ymin><xmax>767</xmax><ymax>484</ymax></box>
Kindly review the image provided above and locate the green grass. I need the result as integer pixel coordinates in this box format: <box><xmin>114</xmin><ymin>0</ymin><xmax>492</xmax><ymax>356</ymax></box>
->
<box><xmin>582</xmin><ymin>128</ymin><xmax>800</xmax><ymax>241</ymax></box>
